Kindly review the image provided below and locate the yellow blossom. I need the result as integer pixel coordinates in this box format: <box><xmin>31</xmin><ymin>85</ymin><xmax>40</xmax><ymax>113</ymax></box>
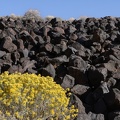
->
<box><xmin>50</xmin><ymin>109</ymin><xmax>55</xmax><ymax>115</ymax></box>
<box><xmin>5</xmin><ymin>111</ymin><xmax>11</xmax><ymax>116</ymax></box>
<box><xmin>0</xmin><ymin>71</ymin><xmax>78</xmax><ymax>120</ymax></box>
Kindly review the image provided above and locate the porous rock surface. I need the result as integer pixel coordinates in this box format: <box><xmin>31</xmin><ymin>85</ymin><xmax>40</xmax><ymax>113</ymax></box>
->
<box><xmin>0</xmin><ymin>16</ymin><xmax>120</xmax><ymax>120</ymax></box>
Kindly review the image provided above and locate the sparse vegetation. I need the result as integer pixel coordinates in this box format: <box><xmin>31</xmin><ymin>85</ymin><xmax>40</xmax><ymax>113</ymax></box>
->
<box><xmin>23</xmin><ymin>9</ymin><xmax>44</xmax><ymax>21</ymax></box>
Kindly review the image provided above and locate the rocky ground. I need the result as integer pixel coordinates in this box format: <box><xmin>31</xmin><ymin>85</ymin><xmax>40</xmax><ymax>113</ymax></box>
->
<box><xmin>0</xmin><ymin>16</ymin><xmax>120</xmax><ymax>120</ymax></box>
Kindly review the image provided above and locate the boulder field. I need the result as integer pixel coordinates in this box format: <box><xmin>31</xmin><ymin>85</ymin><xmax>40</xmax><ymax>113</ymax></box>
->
<box><xmin>0</xmin><ymin>16</ymin><xmax>120</xmax><ymax>120</ymax></box>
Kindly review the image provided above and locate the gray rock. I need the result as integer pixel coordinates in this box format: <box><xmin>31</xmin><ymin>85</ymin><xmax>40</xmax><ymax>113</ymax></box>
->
<box><xmin>61</xmin><ymin>74</ymin><xmax>75</xmax><ymax>89</ymax></box>
<box><xmin>0</xmin><ymin>51</ymin><xmax>6</xmax><ymax>58</ymax></box>
<box><xmin>54</xmin><ymin>27</ymin><xmax>65</xmax><ymax>34</ymax></box>
<box><xmin>104</xmin><ymin>60</ymin><xmax>117</xmax><ymax>73</ymax></box>
<box><xmin>76</xmin><ymin>113</ymin><xmax>91</xmax><ymax>120</ymax></box>
<box><xmin>107</xmin><ymin>77</ymin><xmax>117</xmax><ymax>88</ymax></box>
<box><xmin>67</xmin><ymin>25</ymin><xmax>76</xmax><ymax>34</ymax></box>
<box><xmin>88</xmin><ymin>112</ymin><xmax>105</xmax><ymax>120</ymax></box>
<box><xmin>1</xmin><ymin>36</ymin><xmax>17</xmax><ymax>52</ymax></box>
<box><xmin>45</xmin><ymin>43</ymin><xmax>53</xmax><ymax>52</ymax></box>
<box><xmin>23</xmin><ymin>48</ymin><xmax>29</xmax><ymax>58</ymax></box>
<box><xmin>69</xmin><ymin>55</ymin><xmax>87</xmax><ymax>71</ymax></box>
<box><xmin>71</xmin><ymin>84</ymin><xmax>90</xmax><ymax>96</ymax></box>
<box><xmin>100</xmin><ymin>82</ymin><xmax>109</xmax><ymax>94</ymax></box>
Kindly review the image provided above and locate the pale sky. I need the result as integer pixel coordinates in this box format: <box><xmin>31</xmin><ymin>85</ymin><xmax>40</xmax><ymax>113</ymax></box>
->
<box><xmin>0</xmin><ymin>0</ymin><xmax>120</xmax><ymax>19</ymax></box>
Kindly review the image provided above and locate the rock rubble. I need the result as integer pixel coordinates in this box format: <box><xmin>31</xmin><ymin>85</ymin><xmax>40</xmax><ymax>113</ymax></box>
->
<box><xmin>0</xmin><ymin>16</ymin><xmax>120</xmax><ymax>120</ymax></box>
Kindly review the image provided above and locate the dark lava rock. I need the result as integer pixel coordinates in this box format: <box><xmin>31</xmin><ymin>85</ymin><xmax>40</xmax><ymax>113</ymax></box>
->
<box><xmin>87</xmin><ymin>66</ymin><xmax>107</xmax><ymax>88</ymax></box>
<box><xmin>104</xmin><ymin>88</ymin><xmax>120</xmax><ymax>111</ymax></box>
<box><xmin>42</xmin><ymin>63</ymin><xmax>56</xmax><ymax>78</ymax></box>
<box><xmin>0</xmin><ymin>15</ymin><xmax>120</xmax><ymax>120</ymax></box>
<box><xmin>108</xmin><ymin>111</ymin><xmax>120</xmax><ymax>120</ymax></box>
<box><xmin>94</xmin><ymin>98</ymin><xmax>107</xmax><ymax>114</ymax></box>
<box><xmin>68</xmin><ymin>66</ymin><xmax>88</xmax><ymax>85</ymax></box>
<box><xmin>0</xmin><ymin>21</ymin><xmax>7</xmax><ymax>30</ymax></box>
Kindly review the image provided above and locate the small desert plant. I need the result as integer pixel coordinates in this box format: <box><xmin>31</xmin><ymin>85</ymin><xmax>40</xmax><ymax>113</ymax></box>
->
<box><xmin>23</xmin><ymin>9</ymin><xmax>43</xmax><ymax>22</ymax></box>
<box><xmin>9</xmin><ymin>14</ymin><xmax>22</xmax><ymax>20</ymax></box>
<box><xmin>78</xmin><ymin>16</ymin><xmax>88</xmax><ymax>21</ymax></box>
<box><xmin>0</xmin><ymin>72</ymin><xmax>78</xmax><ymax>120</ymax></box>
<box><xmin>45</xmin><ymin>16</ymin><xmax>55</xmax><ymax>21</ymax></box>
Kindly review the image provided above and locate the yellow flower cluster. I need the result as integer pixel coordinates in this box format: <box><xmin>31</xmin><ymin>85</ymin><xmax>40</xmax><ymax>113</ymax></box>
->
<box><xmin>0</xmin><ymin>72</ymin><xmax>78</xmax><ymax>120</ymax></box>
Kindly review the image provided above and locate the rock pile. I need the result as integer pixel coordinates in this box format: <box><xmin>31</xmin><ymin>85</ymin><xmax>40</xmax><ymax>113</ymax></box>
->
<box><xmin>0</xmin><ymin>16</ymin><xmax>120</xmax><ymax>120</ymax></box>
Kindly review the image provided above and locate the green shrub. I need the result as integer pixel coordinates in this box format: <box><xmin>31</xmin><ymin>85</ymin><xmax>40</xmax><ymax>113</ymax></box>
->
<box><xmin>0</xmin><ymin>72</ymin><xmax>78</xmax><ymax>120</ymax></box>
